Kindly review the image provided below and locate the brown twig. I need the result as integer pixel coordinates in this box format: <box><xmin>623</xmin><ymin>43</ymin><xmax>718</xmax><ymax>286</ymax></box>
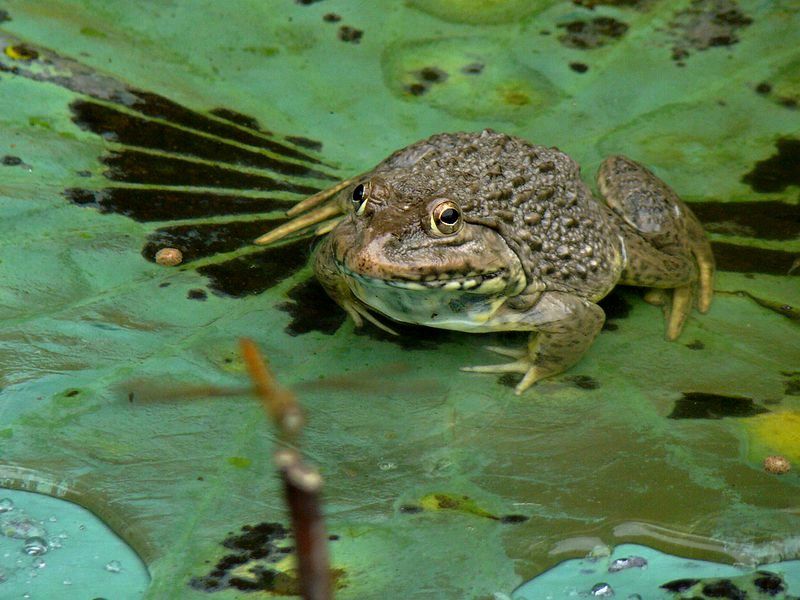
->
<box><xmin>239</xmin><ymin>338</ymin><xmax>332</xmax><ymax>600</ymax></box>
<box><xmin>239</xmin><ymin>338</ymin><xmax>305</xmax><ymax>439</ymax></box>
<box><xmin>275</xmin><ymin>449</ymin><xmax>332</xmax><ymax>600</ymax></box>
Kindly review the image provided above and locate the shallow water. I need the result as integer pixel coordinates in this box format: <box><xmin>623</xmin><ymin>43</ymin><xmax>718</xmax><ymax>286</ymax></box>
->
<box><xmin>0</xmin><ymin>1</ymin><xmax>798</xmax><ymax>598</ymax></box>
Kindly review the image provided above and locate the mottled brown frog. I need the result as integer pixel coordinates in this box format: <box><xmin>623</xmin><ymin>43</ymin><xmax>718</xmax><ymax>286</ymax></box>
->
<box><xmin>256</xmin><ymin>130</ymin><xmax>714</xmax><ymax>394</ymax></box>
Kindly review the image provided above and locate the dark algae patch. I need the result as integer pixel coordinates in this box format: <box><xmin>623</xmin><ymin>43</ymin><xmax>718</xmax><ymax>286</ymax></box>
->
<box><xmin>338</xmin><ymin>25</ymin><xmax>363</xmax><ymax>44</ymax></box>
<box><xmin>661</xmin><ymin>571</ymin><xmax>791</xmax><ymax>599</ymax></box>
<box><xmin>187</xmin><ymin>289</ymin><xmax>208</xmax><ymax>301</ymax></box>
<box><xmin>668</xmin><ymin>392</ymin><xmax>769</xmax><ymax>419</ymax></box>
<box><xmin>278</xmin><ymin>277</ymin><xmax>346</xmax><ymax>336</ymax></box>
<box><xmin>660</xmin><ymin>578</ymin><xmax>700</xmax><ymax>593</ymax></box>
<box><xmin>557</xmin><ymin>17</ymin><xmax>629</xmax><ymax>49</ymax></box>
<box><xmin>65</xmin><ymin>187</ymin><xmax>289</xmax><ymax>222</ymax></box>
<box><xmin>667</xmin><ymin>0</ymin><xmax>753</xmax><ymax>63</ymax></box>
<box><xmin>190</xmin><ymin>521</ymin><xmax>342</xmax><ymax>594</ymax></box>
<box><xmin>569</xmin><ymin>62</ymin><xmax>589</xmax><ymax>73</ymax></box>
<box><xmin>286</xmin><ymin>135</ymin><xmax>323</xmax><ymax>152</ymax></box>
<box><xmin>405</xmin><ymin>65</ymin><xmax>449</xmax><ymax>96</ymax></box>
<box><xmin>55</xmin><ymin>73</ymin><xmax>345</xmax><ymax>300</ymax></box>
<box><xmin>198</xmin><ymin>237</ymin><xmax>314</xmax><ymax>297</ymax></box>
<box><xmin>126</xmin><ymin>90</ymin><xmax>329</xmax><ymax>166</ymax></box>
<box><xmin>100</xmin><ymin>148</ymin><xmax>323</xmax><ymax>194</ymax></box>
<box><xmin>741</xmin><ymin>138</ymin><xmax>800</xmax><ymax>195</ymax></box>
<box><xmin>711</xmin><ymin>242</ymin><xmax>800</xmax><ymax>276</ymax></box>
<box><xmin>209</xmin><ymin>107</ymin><xmax>268</xmax><ymax>132</ymax></box>
<box><xmin>142</xmin><ymin>219</ymin><xmax>287</xmax><ymax>264</ymax></box>
<box><xmin>692</xmin><ymin>200</ymin><xmax>800</xmax><ymax>240</ymax></box>
<box><xmin>565</xmin><ymin>375</ymin><xmax>600</xmax><ymax>390</ymax></box>
<box><xmin>1</xmin><ymin>155</ymin><xmax>22</xmax><ymax>166</ymax></box>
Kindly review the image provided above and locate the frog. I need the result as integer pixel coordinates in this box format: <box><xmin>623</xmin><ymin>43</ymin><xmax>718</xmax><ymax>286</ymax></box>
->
<box><xmin>255</xmin><ymin>130</ymin><xmax>714</xmax><ymax>394</ymax></box>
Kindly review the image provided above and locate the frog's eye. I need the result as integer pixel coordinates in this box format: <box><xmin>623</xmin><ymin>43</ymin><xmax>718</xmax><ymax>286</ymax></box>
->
<box><xmin>431</xmin><ymin>200</ymin><xmax>463</xmax><ymax>236</ymax></box>
<box><xmin>351</xmin><ymin>182</ymin><xmax>370</xmax><ymax>215</ymax></box>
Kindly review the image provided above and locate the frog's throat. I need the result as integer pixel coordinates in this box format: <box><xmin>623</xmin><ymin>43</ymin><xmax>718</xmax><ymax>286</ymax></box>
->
<box><xmin>336</xmin><ymin>262</ymin><xmax>526</xmax><ymax>296</ymax></box>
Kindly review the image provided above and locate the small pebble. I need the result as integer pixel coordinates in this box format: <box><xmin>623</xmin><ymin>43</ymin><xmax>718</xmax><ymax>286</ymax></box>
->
<box><xmin>763</xmin><ymin>455</ymin><xmax>791</xmax><ymax>474</ymax></box>
<box><xmin>155</xmin><ymin>247</ymin><xmax>183</xmax><ymax>266</ymax></box>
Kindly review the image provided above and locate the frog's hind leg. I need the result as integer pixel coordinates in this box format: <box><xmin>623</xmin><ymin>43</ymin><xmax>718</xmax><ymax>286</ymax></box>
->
<box><xmin>253</xmin><ymin>176</ymin><xmax>356</xmax><ymax>246</ymax></box>
<box><xmin>597</xmin><ymin>156</ymin><xmax>715</xmax><ymax>340</ymax></box>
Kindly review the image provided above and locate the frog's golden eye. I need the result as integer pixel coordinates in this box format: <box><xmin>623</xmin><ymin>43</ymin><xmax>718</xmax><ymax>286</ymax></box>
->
<box><xmin>431</xmin><ymin>200</ymin><xmax>462</xmax><ymax>236</ymax></box>
<box><xmin>351</xmin><ymin>182</ymin><xmax>370</xmax><ymax>215</ymax></box>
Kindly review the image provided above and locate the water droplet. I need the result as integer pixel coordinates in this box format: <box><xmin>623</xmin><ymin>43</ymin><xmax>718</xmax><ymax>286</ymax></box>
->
<box><xmin>378</xmin><ymin>461</ymin><xmax>397</xmax><ymax>471</ymax></box>
<box><xmin>23</xmin><ymin>593</ymin><xmax>31</xmax><ymax>599</ymax></box>
<box><xmin>23</xmin><ymin>537</ymin><xmax>48</xmax><ymax>556</ymax></box>
<box><xmin>48</xmin><ymin>537</ymin><xmax>63</xmax><ymax>549</ymax></box>
<box><xmin>0</xmin><ymin>569</ymin><xmax>6</xmax><ymax>583</ymax></box>
<box><xmin>63</xmin><ymin>578</ymin><xmax>72</xmax><ymax>585</ymax></box>
<box><xmin>1</xmin><ymin>514</ymin><xmax>47</xmax><ymax>540</ymax></box>
<box><xmin>608</xmin><ymin>556</ymin><xmax>647</xmax><ymax>572</ymax></box>
<box><xmin>626</xmin><ymin>595</ymin><xmax>643</xmax><ymax>600</ymax></box>
<box><xmin>590</xmin><ymin>582</ymin><xmax>614</xmax><ymax>597</ymax></box>
<box><xmin>78</xmin><ymin>524</ymin><xmax>86</xmax><ymax>531</ymax></box>
<box><xmin>105</xmin><ymin>560</ymin><xmax>122</xmax><ymax>573</ymax></box>
<box><xmin>48</xmin><ymin>516</ymin><xmax>57</xmax><ymax>523</ymax></box>
<box><xmin>32</xmin><ymin>557</ymin><xmax>46</xmax><ymax>569</ymax></box>
<box><xmin>0</xmin><ymin>498</ymin><xmax>14</xmax><ymax>513</ymax></box>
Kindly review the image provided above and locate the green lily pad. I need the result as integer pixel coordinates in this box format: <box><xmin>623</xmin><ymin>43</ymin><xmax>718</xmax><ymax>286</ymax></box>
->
<box><xmin>0</xmin><ymin>1</ymin><xmax>799</xmax><ymax>598</ymax></box>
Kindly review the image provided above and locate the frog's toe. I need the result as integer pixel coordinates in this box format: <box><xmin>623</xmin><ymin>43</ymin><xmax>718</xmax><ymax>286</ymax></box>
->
<box><xmin>665</xmin><ymin>284</ymin><xmax>694</xmax><ymax>341</ymax></box>
<box><xmin>461</xmin><ymin>359</ymin><xmax>530</xmax><ymax>375</ymax></box>
<box><xmin>483</xmin><ymin>345</ymin><xmax>528</xmax><ymax>359</ymax></box>
<box><xmin>693</xmin><ymin>240</ymin><xmax>715</xmax><ymax>314</ymax></box>
<box><xmin>461</xmin><ymin>360</ymin><xmax>544</xmax><ymax>395</ymax></box>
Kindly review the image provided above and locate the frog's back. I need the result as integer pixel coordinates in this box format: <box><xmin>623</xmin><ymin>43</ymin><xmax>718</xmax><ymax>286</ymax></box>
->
<box><xmin>375</xmin><ymin>130</ymin><xmax>625</xmax><ymax>301</ymax></box>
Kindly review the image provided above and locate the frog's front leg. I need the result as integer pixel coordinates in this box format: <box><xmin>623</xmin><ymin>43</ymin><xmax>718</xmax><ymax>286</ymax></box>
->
<box><xmin>462</xmin><ymin>292</ymin><xmax>605</xmax><ymax>395</ymax></box>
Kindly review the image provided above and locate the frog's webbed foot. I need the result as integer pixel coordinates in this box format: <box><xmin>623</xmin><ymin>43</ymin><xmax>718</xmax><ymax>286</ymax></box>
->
<box><xmin>462</xmin><ymin>293</ymin><xmax>605</xmax><ymax>395</ymax></box>
<box><xmin>254</xmin><ymin>177</ymin><xmax>356</xmax><ymax>246</ymax></box>
<box><xmin>598</xmin><ymin>156</ymin><xmax>715</xmax><ymax>340</ymax></box>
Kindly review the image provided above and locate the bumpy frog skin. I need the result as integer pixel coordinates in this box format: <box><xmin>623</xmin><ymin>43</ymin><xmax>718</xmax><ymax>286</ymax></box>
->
<box><xmin>256</xmin><ymin>130</ymin><xmax>715</xmax><ymax>394</ymax></box>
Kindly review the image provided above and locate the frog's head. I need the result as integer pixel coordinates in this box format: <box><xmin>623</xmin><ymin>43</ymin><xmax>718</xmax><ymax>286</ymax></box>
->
<box><xmin>327</xmin><ymin>173</ymin><xmax>526</xmax><ymax>298</ymax></box>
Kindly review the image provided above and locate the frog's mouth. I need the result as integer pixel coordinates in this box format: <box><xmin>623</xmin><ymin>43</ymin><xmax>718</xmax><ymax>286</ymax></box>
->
<box><xmin>337</xmin><ymin>262</ymin><xmax>525</xmax><ymax>296</ymax></box>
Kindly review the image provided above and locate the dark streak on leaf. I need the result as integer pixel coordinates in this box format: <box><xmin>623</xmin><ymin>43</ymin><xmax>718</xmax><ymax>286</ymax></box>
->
<box><xmin>668</xmin><ymin>391</ymin><xmax>769</xmax><ymax>419</ymax></box>
<box><xmin>65</xmin><ymin>187</ymin><xmax>290</xmax><ymax>222</ymax></box>
<box><xmin>692</xmin><ymin>200</ymin><xmax>800</xmax><ymax>240</ymax></box>
<box><xmin>71</xmin><ymin>100</ymin><xmax>334</xmax><ymax>180</ymax></box>
<box><xmin>197</xmin><ymin>238</ymin><xmax>314</xmax><ymax>297</ymax></box>
<box><xmin>278</xmin><ymin>278</ymin><xmax>346</xmax><ymax>336</ymax></box>
<box><xmin>741</xmin><ymin>138</ymin><xmax>800</xmax><ymax>194</ymax></box>
<box><xmin>142</xmin><ymin>219</ymin><xmax>287</xmax><ymax>263</ymax></box>
<box><xmin>127</xmin><ymin>90</ymin><xmax>329</xmax><ymax>166</ymax></box>
<box><xmin>209</xmin><ymin>107</ymin><xmax>269</xmax><ymax>132</ymax></box>
<box><xmin>101</xmin><ymin>149</ymin><xmax>322</xmax><ymax>195</ymax></box>
<box><xmin>711</xmin><ymin>242</ymin><xmax>800</xmax><ymax>276</ymax></box>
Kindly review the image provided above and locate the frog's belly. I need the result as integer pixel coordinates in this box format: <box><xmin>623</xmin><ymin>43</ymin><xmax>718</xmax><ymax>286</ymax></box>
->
<box><xmin>348</xmin><ymin>277</ymin><xmax>507</xmax><ymax>333</ymax></box>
